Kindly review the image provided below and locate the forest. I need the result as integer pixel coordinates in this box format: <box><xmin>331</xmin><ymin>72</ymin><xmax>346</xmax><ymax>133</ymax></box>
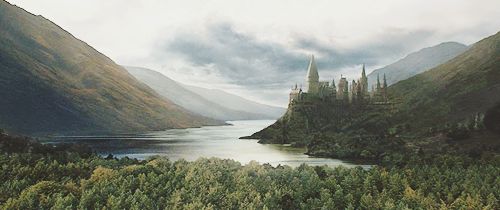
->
<box><xmin>0</xmin><ymin>134</ymin><xmax>499</xmax><ymax>209</ymax></box>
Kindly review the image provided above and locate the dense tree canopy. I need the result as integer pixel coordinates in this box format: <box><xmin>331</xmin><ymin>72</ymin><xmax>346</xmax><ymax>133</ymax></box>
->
<box><xmin>0</xmin><ymin>151</ymin><xmax>498</xmax><ymax>210</ymax></box>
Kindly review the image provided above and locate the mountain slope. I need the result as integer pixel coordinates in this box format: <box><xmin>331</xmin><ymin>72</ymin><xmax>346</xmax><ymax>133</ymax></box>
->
<box><xmin>0</xmin><ymin>1</ymin><xmax>220</xmax><ymax>135</ymax></box>
<box><xmin>183</xmin><ymin>85</ymin><xmax>285</xmax><ymax>119</ymax></box>
<box><xmin>368</xmin><ymin>42</ymin><xmax>468</xmax><ymax>87</ymax></box>
<box><xmin>245</xmin><ymin>31</ymin><xmax>500</xmax><ymax>159</ymax></box>
<box><xmin>389</xmin><ymin>31</ymin><xmax>500</xmax><ymax>132</ymax></box>
<box><xmin>125</xmin><ymin>66</ymin><xmax>273</xmax><ymax>120</ymax></box>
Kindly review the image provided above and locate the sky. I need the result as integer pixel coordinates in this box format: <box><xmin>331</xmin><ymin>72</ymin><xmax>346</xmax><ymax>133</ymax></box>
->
<box><xmin>7</xmin><ymin>0</ymin><xmax>500</xmax><ymax>107</ymax></box>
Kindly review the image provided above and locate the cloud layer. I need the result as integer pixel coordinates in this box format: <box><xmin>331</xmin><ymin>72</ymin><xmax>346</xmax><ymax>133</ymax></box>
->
<box><xmin>152</xmin><ymin>23</ymin><xmax>439</xmax><ymax>105</ymax></box>
<box><xmin>7</xmin><ymin>0</ymin><xmax>500</xmax><ymax>106</ymax></box>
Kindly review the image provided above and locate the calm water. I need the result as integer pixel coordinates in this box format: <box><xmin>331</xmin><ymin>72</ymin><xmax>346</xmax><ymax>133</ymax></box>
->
<box><xmin>49</xmin><ymin>120</ymin><xmax>369</xmax><ymax>168</ymax></box>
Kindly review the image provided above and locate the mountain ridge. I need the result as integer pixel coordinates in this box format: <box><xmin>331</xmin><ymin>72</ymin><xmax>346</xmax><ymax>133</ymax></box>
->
<box><xmin>125</xmin><ymin>66</ymin><xmax>278</xmax><ymax>120</ymax></box>
<box><xmin>367</xmin><ymin>41</ymin><xmax>468</xmax><ymax>87</ymax></box>
<box><xmin>245</xmin><ymin>31</ymin><xmax>500</xmax><ymax>159</ymax></box>
<box><xmin>0</xmin><ymin>0</ymin><xmax>221</xmax><ymax>136</ymax></box>
<box><xmin>182</xmin><ymin>84</ymin><xmax>286</xmax><ymax>118</ymax></box>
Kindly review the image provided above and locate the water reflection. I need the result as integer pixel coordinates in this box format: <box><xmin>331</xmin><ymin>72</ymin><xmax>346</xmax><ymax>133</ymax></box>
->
<box><xmin>50</xmin><ymin>120</ymin><xmax>371</xmax><ymax>168</ymax></box>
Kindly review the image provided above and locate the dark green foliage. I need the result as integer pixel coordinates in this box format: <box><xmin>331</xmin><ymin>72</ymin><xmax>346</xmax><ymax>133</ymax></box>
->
<box><xmin>484</xmin><ymin>103</ymin><xmax>500</xmax><ymax>134</ymax></box>
<box><xmin>0</xmin><ymin>151</ymin><xmax>499</xmax><ymax>209</ymax></box>
<box><xmin>0</xmin><ymin>135</ymin><xmax>499</xmax><ymax>209</ymax></box>
<box><xmin>247</xmin><ymin>31</ymin><xmax>500</xmax><ymax>162</ymax></box>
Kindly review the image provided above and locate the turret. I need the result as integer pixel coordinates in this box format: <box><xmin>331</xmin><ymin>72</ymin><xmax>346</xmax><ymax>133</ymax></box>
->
<box><xmin>337</xmin><ymin>76</ymin><xmax>348</xmax><ymax>100</ymax></box>
<box><xmin>331</xmin><ymin>78</ymin><xmax>337</xmax><ymax>95</ymax></box>
<box><xmin>362</xmin><ymin>64</ymin><xmax>366</xmax><ymax>77</ymax></box>
<box><xmin>382</xmin><ymin>74</ymin><xmax>388</xmax><ymax>102</ymax></box>
<box><xmin>306</xmin><ymin>55</ymin><xmax>319</xmax><ymax>94</ymax></box>
<box><xmin>383</xmin><ymin>73</ymin><xmax>387</xmax><ymax>89</ymax></box>
<box><xmin>350</xmin><ymin>80</ymin><xmax>357</xmax><ymax>103</ymax></box>
<box><xmin>289</xmin><ymin>83</ymin><xmax>300</xmax><ymax>104</ymax></box>
<box><xmin>376</xmin><ymin>74</ymin><xmax>381</xmax><ymax>90</ymax></box>
<box><xmin>360</xmin><ymin>64</ymin><xmax>369</xmax><ymax>97</ymax></box>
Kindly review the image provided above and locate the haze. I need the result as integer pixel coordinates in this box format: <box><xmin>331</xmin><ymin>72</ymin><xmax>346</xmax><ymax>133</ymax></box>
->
<box><xmin>7</xmin><ymin>0</ymin><xmax>500</xmax><ymax>106</ymax></box>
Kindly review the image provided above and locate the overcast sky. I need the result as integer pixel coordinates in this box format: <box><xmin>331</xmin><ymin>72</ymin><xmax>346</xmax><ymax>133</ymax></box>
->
<box><xmin>7</xmin><ymin>0</ymin><xmax>500</xmax><ymax>107</ymax></box>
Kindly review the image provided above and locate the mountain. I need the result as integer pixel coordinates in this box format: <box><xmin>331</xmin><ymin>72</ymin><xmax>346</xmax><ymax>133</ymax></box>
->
<box><xmin>389</xmin><ymin>31</ymin><xmax>500</xmax><ymax>133</ymax></box>
<box><xmin>245</xmin><ymin>31</ymin><xmax>500</xmax><ymax>159</ymax></box>
<box><xmin>368</xmin><ymin>42</ymin><xmax>468</xmax><ymax>87</ymax></box>
<box><xmin>182</xmin><ymin>85</ymin><xmax>285</xmax><ymax>119</ymax></box>
<box><xmin>125</xmin><ymin>66</ymin><xmax>275</xmax><ymax>120</ymax></box>
<box><xmin>0</xmin><ymin>1</ymin><xmax>221</xmax><ymax>135</ymax></box>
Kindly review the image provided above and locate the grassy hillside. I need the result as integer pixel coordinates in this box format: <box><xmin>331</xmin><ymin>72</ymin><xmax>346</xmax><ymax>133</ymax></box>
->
<box><xmin>246</xmin><ymin>31</ymin><xmax>500</xmax><ymax>160</ymax></box>
<box><xmin>389</xmin><ymin>31</ymin><xmax>500</xmax><ymax>133</ymax></box>
<box><xmin>0</xmin><ymin>1</ymin><xmax>221</xmax><ymax>135</ymax></box>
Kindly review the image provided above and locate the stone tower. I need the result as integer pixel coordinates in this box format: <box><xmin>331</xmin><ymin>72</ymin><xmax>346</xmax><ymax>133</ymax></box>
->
<box><xmin>331</xmin><ymin>78</ymin><xmax>337</xmax><ymax>96</ymax></box>
<box><xmin>360</xmin><ymin>64</ymin><xmax>369</xmax><ymax>97</ymax></box>
<box><xmin>376</xmin><ymin>73</ymin><xmax>381</xmax><ymax>90</ymax></box>
<box><xmin>337</xmin><ymin>76</ymin><xmax>348</xmax><ymax>100</ymax></box>
<box><xmin>306</xmin><ymin>55</ymin><xmax>319</xmax><ymax>94</ymax></box>
<box><xmin>383</xmin><ymin>73</ymin><xmax>388</xmax><ymax>89</ymax></box>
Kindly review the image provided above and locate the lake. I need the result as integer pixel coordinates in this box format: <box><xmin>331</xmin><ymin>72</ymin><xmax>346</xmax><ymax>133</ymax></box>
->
<box><xmin>49</xmin><ymin>120</ymin><xmax>370</xmax><ymax>168</ymax></box>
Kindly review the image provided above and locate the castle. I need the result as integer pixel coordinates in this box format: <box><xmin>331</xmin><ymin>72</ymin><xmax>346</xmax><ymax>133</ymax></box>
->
<box><xmin>289</xmin><ymin>55</ymin><xmax>388</xmax><ymax>105</ymax></box>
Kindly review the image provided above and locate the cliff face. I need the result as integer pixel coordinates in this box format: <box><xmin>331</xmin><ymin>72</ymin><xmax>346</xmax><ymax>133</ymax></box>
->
<box><xmin>244</xmin><ymin>98</ymin><xmax>393</xmax><ymax>146</ymax></box>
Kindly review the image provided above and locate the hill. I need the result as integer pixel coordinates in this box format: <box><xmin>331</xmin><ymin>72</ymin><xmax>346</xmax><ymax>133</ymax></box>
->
<box><xmin>245</xmin><ymin>31</ymin><xmax>500</xmax><ymax>160</ymax></box>
<box><xmin>183</xmin><ymin>85</ymin><xmax>285</xmax><ymax>119</ymax></box>
<box><xmin>125</xmin><ymin>66</ymin><xmax>274</xmax><ymax>120</ymax></box>
<box><xmin>389</xmin><ymin>31</ymin><xmax>500</xmax><ymax>133</ymax></box>
<box><xmin>368</xmin><ymin>42</ymin><xmax>468</xmax><ymax>87</ymax></box>
<box><xmin>0</xmin><ymin>1</ymin><xmax>221</xmax><ymax>135</ymax></box>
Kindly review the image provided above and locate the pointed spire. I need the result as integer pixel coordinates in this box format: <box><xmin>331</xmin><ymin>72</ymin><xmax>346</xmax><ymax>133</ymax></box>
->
<box><xmin>376</xmin><ymin>74</ymin><xmax>381</xmax><ymax>89</ymax></box>
<box><xmin>383</xmin><ymin>74</ymin><xmax>387</xmax><ymax>88</ymax></box>
<box><xmin>306</xmin><ymin>54</ymin><xmax>319</xmax><ymax>81</ymax></box>
<box><xmin>362</xmin><ymin>63</ymin><xmax>366</xmax><ymax>78</ymax></box>
<box><xmin>331</xmin><ymin>77</ymin><xmax>336</xmax><ymax>88</ymax></box>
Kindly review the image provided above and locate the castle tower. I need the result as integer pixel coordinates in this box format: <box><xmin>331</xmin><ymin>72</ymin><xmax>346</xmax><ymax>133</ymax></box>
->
<box><xmin>376</xmin><ymin>73</ymin><xmax>381</xmax><ymax>90</ymax></box>
<box><xmin>350</xmin><ymin>80</ymin><xmax>357</xmax><ymax>103</ymax></box>
<box><xmin>331</xmin><ymin>78</ymin><xmax>337</xmax><ymax>96</ymax></box>
<box><xmin>383</xmin><ymin>73</ymin><xmax>388</xmax><ymax>89</ymax></box>
<box><xmin>381</xmin><ymin>73</ymin><xmax>388</xmax><ymax>102</ymax></box>
<box><xmin>306</xmin><ymin>55</ymin><xmax>319</xmax><ymax>94</ymax></box>
<box><xmin>360</xmin><ymin>64</ymin><xmax>369</xmax><ymax>98</ymax></box>
<box><xmin>289</xmin><ymin>83</ymin><xmax>300</xmax><ymax>104</ymax></box>
<box><xmin>337</xmin><ymin>76</ymin><xmax>348</xmax><ymax>100</ymax></box>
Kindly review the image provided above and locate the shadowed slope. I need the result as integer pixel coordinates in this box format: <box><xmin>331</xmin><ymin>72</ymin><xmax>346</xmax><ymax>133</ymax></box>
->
<box><xmin>0</xmin><ymin>1</ymin><xmax>221</xmax><ymax>135</ymax></box>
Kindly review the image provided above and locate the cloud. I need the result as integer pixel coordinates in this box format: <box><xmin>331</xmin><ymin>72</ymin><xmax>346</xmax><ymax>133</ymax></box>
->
<box><xmin>152</xmin><ymin>22</ymin><xmax>436</xmax><ymax>102</ymax></box>
<box><xmin>161</xmin><ymin>23</ymin><xmax>304</xmax><ymax>86</ymax></box>
<box><xmin>8</xmin><ymin>0</ymin><xmax>500</xmax><ymax>106</ymax></box>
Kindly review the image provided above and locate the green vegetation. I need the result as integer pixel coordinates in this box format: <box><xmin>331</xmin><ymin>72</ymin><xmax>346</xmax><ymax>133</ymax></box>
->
<box><xmin>247</xmin><ymin>31</ymin><xmax>500</xmax><ymax>161</ymax></box>
<box><xmin>1</xmin><ymin>134</ymin><xmax>499</xmax><ymax>210</ymax></box>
